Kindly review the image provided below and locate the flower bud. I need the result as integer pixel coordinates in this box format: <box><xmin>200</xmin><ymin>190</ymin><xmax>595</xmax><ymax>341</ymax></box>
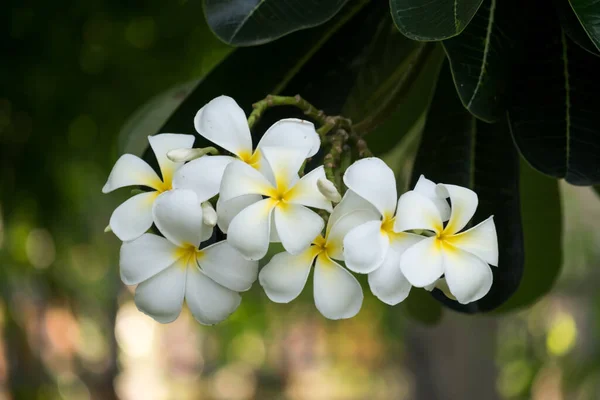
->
<box><xmin>317</xmin><ymin>178</ymin><xmax>341</xmax><ymax>203</ymax></box>
<box><xmin>104</xmin><ymin>224</ymin><xmax>112</xmax><ymax>233</ymax></box>
<box><xmin>167</xmin><ymin>147</ymin><xmax>219</xmax><ymax>163</ymax></box>
<box><xmin>201</xmin><ymin>202</ymin><xmax>218</xmax><ymax>227</ymax></box>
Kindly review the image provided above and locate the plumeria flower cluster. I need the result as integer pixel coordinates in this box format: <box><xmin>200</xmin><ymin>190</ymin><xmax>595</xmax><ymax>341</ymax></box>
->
<box><xmin>104</xmin><ymin>95</ymin><xmax>499</xmax><ymax>324</ymax></box>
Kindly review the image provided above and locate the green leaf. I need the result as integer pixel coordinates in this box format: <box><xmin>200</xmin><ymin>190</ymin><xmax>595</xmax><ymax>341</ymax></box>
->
<box><xmin>411</xmin><ymin>63</ymin><xmax>523</xmax><ymax>313</ymax></box>
<box><xmin>568</xmin><ymin>0</ymin><xmax>600</xmax><ymax>52</ymax></box>
<box><xmin>554</xmin><ymin>0</ymin><xmax>600</xmax><ymax>56</ymax></box>
<box><xmin>496</xmin><ymin>160</ymin><xmax>562</xmax><ymax>313</ymax></box>
<box><xmin>442</xmin><ymin>0</ymin><xmax>518</xmax><ymax>122</ymax></box>
<box><xmin>203</xmin><ymin>0</ymin><xmax>350</xmax><ymax>46</ymax></box>
<box><xmin>390</xmin><ymin>0</ymin><xmax>484</xmax><ymax>41</ymax></box>
<box><xmin>508</xmin><ymin>1</ymin><xmax>600</xmax><ymax>185</ymax></box>
<box><xmin>403</xmin><ymin>287</ymin><xmax>443</xmax><ymax>325</ymax></box>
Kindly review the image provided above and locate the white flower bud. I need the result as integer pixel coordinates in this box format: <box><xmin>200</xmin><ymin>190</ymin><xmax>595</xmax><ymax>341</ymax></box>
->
<box><xmin>167</xmin><ymin>148</ymin><xmax>205</xmax><ymax>163</ymax></box>
<box><xmin>317</xmin><ymin>178</ymin><xmax>341</xmax><ymax>203</ymax></box>
<box><xmin>104</xmin><ymin>224</ymin><xmax>112</xmax><ymax>233</ymax></box>
<box><xmin>201</xmin><ymin>202</ymin><xmax>218</xmax><ymax>227</ymax></box>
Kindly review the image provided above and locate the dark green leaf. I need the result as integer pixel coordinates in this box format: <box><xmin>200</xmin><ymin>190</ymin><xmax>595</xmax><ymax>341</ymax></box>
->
<box><xmin>508</xmin><ymin>1</ymin><xmax>600</xmax><ymax>185</ymax></box>
<box><xmin>442</xmin><ymin>0</ymin><xmax>518</xmax><ymax>122</ymax></box>
<box><xmin>568</xmin><ymin>0</ymin><xmax>600</xmax><ymax>52</ymax></box>
<box><xmin>411</xmin><ymin>63</ymin><xmax>523</xmax><ymax>313</ymax></box>
<box><xmin>390</xmin><ymin>0</ymin><xmax>484</xmax><ymax>41</ymax></box>
<box><xmin>496</xmin><ymin>160</ymin><xmax>562</xmax><ymax>313</ymax></box>
<box><xmin>203</xmin><ymin>0</ymin><xmax>350</xmax><ymax>46</ymax></box>
<box><xmin>555</xmin><ymin>0</ymin><xmax>600</xmax><ymax>56</ymax></box>
<box><xmin>403</xmin><ymin>288</ymin><xmax>443</xmax><ymax>325</ymax></box>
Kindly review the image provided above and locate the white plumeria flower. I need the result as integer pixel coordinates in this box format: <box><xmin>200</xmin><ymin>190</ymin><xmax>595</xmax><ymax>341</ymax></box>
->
<box><xmin>194</xmin><ymin>96</ymin><xmax>320</xmax><ymax>174</ymax></box>
<box><xmin>259</xmin><ymin>193</ymin><xmax>372</xmax><ymax>319</ymax></box>
<box><xmin>119</xmin><ymin>189</ymin><xmax>258</xmax><ymax>324</ymax></box>
<box><xmin>341</xmin><ymin>158</ymin><xmax>451</xmax><ymax>305</ymax></box>
<box><xmin>103</xmin><ymin>133</ymin><xmax>233</xmax><ymax>241</ymax></box>
<box><xmin>218</xmin><ymin>146</ymin><xmax>332</xmax><ymax>260</ymax></box>
<box><xmin>395</xmin><ymin>183</ymin><xmax>499</xmax><ymax>304</ymax></box>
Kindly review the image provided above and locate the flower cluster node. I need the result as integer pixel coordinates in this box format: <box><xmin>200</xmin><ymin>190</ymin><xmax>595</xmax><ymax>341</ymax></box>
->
<box><xmin>103</xmin><ymin>95</ymin><xmax>498</xmax><ymax>325</ymax></box>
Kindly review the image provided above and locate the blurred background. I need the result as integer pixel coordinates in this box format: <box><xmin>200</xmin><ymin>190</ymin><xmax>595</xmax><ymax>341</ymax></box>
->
<box><xmin>2</xmin><ymin>1</ymin><xmax>600</xmax><ymax>399</ymax></box>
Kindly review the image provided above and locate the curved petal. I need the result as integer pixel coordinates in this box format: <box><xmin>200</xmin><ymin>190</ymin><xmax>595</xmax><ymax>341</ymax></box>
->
<box><xmin>193</xmin><ymin>96</ymin><xmax>252</xmax><ymax>157</ymax></box>
<box><xmin>326</xmin><ymin>209</ymin><xmax>380</xmax><ymax>261</ymax></box>
<box><xmin>436</xmin><ymin>184</ymin><xmax>478</xmax><ymax>235</ymax></box>
<box><xmin>260</xmin><ymin>146</ymin><xmax>307</xmax><ymax>192</ymax></box>
<box><xmin>343</xmin><ymin>158</ymin><xmax>397</xmax><ymax>218</ymax></box>
<box><xmin>399</xmin><ymin>236</ymin><xmax>444</xmax><ymax>287</ymax></box>
<box><xmin>285</xmin><ymin>166</ymin><xmax>332</xmax><ymax>211</ymax></box>
<box><xmin>413</xmin><ymin>175</ymin><xmax>451</xmax><ymax>221</ymax></box>
<box><xmin>227</xmin><ymin>198</ymin><xmax>276</xmax><ymax>260</ymax></box>
<box><xmin>153</xmin><ymin>190</ymin><xmax>204</xmax><ymax>248</ymax></box>
<box><xmin>259</xmin><ymin>247</ymin><xmax>319</xmax><ymax>303</ymax></box>
<box><xmin>120</xmin><ymin>233</ymin><xmax>180</xmax><ymax>285</ymax></box>
<box><xmin>109</xmin><ymin>191</ymin><xmax>158</xmax><ymax>241</ymax></box>
<box><xmin>314</xmin><ymin>254</ymin><xmax>363</xmax><ymax>320</ymax></box>
<box><xmin>199</xmin><ymin>241</ymin><xmax>258</xmax><ymax>292</ymax></box>
<box><xmin>368</xmin><ymin>248</ymin><xmax>411</xmax><ymax>305</ymax></box>
<box><xmin>148</xmin><ymin>134</ymin><xmax>195</xmax><ymax>185</ymax></box>
<box><xmin>257</xmin><ymin>118</ymin><xmax>320</xmax><ymax>157</ymax></box>
<box><xmin>425</xmin><ymin>278</ymin><xmax>457</xmax><ymax>301</ymax></box>
<box><xmin>390</xmin><ymin>232</ymin><xmax>427</xmax><ymax>254</ymax></box>
<box><xmin>274</xmin><ymin>204</ymin><xmax>324</xmax><ymax>255</ymax></box>
<box><xmin>394</xmin><ymin>191</ymin><xmax>443</xmax><ymax>234</ymax></box>
<box><xmin>172</xmin><ymin>155</ymin><xmax>235</xmax><ymax>202</ymax></box>
<box><xmin>444</xmin><ymin>216</ymin><xmax>498</xmax><ymax>266</ymax></box>
<box><xmin>219</xmin><ymin>160</ymin><xmax>274</xmax><ymax>202</ymax></box>
<box><xmin>200</xmin><ymin>222</ymin><xmax>215</xmax><ymax>243</ymax></box>
<box><xmin>216</xmin><ymin>194</ymin><xmax>262</xmax><ymax>233</ymax></box>
<box><xmin>185</xmin><ymin>266</ymin><xmax>241</xmax><ymax>325</ymax></box>
<box><xmin>102</xmin><ymin>154</ymin><xmax>162</xmax><ymax>193</ymax></box>
<box><xmin>326</xmin><ymin>190</ymin><xmax>379</xmax><ymax>237</ymax></box>
<box><xmin>442</xmin><ymin>244</ymin><xmax>493</xmax><ymax>304</ymax></box>
<box><xmin>134</xmin><ymin>263</ymin><xmax>186</xmax><ymax>324</ymax></box>
<box><xmin>342</xmin><ymin>220</ymin><xmax>389</xmax><ymax>274</ymax></box>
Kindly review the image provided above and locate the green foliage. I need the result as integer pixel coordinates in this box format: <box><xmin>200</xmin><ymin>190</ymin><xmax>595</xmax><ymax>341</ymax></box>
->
<box><xmin>410</xmin><ymin>65</ymin><xmax>523</xmax><ymax>313</ymax></box>
<box><xmin>203</xmin><ymin>0</ymin><xmax>351</xmax><ymax>46</ymax></box>
<box><xmin>568</xmin><ymin>0</ymin><xmax>600</xmax><ymax>51</ymax></box>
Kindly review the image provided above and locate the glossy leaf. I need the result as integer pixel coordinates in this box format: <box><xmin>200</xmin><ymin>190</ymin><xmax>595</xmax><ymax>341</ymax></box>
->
<box><xmin>411</xmin><ymin>64</ymin><xmax>523</xmax><ymax>313</ymax></box>
<box><xmin>203</xmin><ymin>0</ymin><xmax>350</xmax><ymax>46</ymax></box>
<box><xmin>390</xmin><ymin>0</ymin><xmax>484</xmax><ymax>40</ymax></box>
<box><xmin>508</xmin><ymin>2</ymin><xmax>600</xmax><ymax>185</ymax></box>
<box><xmin>555</xmin><ymin>0</ymin><xmax>600</xmax><ymax>56</ymax></box>
<box><xmin>568</xmin><ymin>0</ymin><xmax>600</xmax><ymax>51</ymax></box>
<box><xmin>496</xmin><ymin>160</ymin><xmax>562</xmax><ymax>313</ymax></box>
<box><xmin>442</xmin><ymin>0</ymin><xmax>518</xmax><ymax>122</ymax></box>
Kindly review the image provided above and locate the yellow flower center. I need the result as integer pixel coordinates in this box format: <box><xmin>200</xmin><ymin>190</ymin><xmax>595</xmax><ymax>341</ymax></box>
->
<box><xmin>380</xmin><ymin>215</ymin><xmax>395</xmax><ymax>235</ymax></box>
<box><xmin>174</xmin><ymin>243</ymin><xmax>204</xmax><ymax>269</ymax></box>
<box><xmin>238</xmin><ymin>149</ymin><xmax>261</xmax><ymax>169</ymax></box>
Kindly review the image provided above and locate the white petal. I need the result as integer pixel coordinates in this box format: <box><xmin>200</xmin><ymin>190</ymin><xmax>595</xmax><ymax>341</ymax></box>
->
<box><xmin>148</xmin><ymin>134</ymin><xmax>195</xmax><ymax>185</ymax></box>
<box><xmin>219</xmin><ymin>160</ymin><xmax>274</xmax><ymax>202</ymax></box>
<box><xmin>442</xmin><ymin>244</ymin><xmax>493</xmax><ymax>304</ymax></box>
<box><xmin>394</xmin><ymin>190</ymin><xmax>443</xmax><ymax>234</ymax></box>
<box><xmin>257</xmin><ymin>118</ymin><xmax>320</xmax><ymax>157</ymax></box>
<box><xmin>227</xmin><ymin>198</ymin><xmax>276</xmax><ymax>260</ymax></box>
<box><xmin>314</xmin><ymin>254</ymin><xmax>363</xmax><ymax>320</ymax></box>
<box><xmin>102</xmin><ymin>154</ymin><xmax>163</xmax><ymax>193</ymax></box>
<box><xmin>425</xmin><ymin>278</ymin><xmax>457</xmax><ymax>300</ymax></box>
<box><xmin>172</xmin><ymin>155</ymin><xmax>235</xmax><ymax>202</ymax></box>
<box><xmin>216</xmin><ymin>194</ymin><xmax>262</xmax><ymax>233</ymax></box>
<box><xmin>199</xmin><ymin>241</ymin><xmax>258</xmax><ymax>292</ymax></box>
<box><xmin>326</xmin><ymin>190</ymin><xmax>379</xmax><ymax>237</ymax></box>
<box><xmin>259</xmin><ymin>247</ymin><xmax>319</xmax><ymax>303</ymax></box>
<box><xmin>260</xmin><ymin>146</ymin><xmax>307</xmax><ymax>192</ymax></box>
<box><xmin>274</xmin><ymin>204</ymin><xmax>324</xmax><ymax>255</ymax></box>
<box><xmin>193</xmin><ymin>96</ymin><xmax>252</xmax><ymax>157</ymax></box>
<box><xmin>343</xmin><ymin>158</ymin><xmax>397</xmax><ymax>217</ymax></box>
<box><xmin>414</xmin><ymin>175</ymin><xmax>451</xmax><ymax>221</ymax></box>
<box><xmin>368</xmin><ymin>248</ymin><xmax>411</xmax><ymax>305</ymax></box>
<box><xmin>109</xmin><ymin>191</ymin><xmax>158</xmax><ymax>241</ymax></box>
<box><xmin>201</xmin><ymin>222</ymin><xmax>215</xmax><ymax>243</ymax></box>
<box><xmin>153</xmin><ymin>190</ymin><xmax>204</xmax><ymax>248</ymax></box>
<box><xmin>342</xmin><ymin>220</ymin><xmax>389</xmax><ymax>273</ymax></box>
<box><xmin>436</xmin><ymin>184</ymin><xmax>478</xmax><ymax>235</ymax></box>
<box><xmin>399</xmin><ymin>236</ymin><xmax>444</xmax><ymax>287</ymax></box>
<box><xmin>285</xmin><ymin>166</ymin><xmax>332</xmax><ymax>211</ymax></box>
<box><xmin>120</xmin><ymin>233</ymin><xmax>180</xmax><ymax>285</ymax></box>
<box><xmin>390</xmin><ymin>232</ymin><xmax>427</xmax><ymax>254</ymax></box>
<box><xmin>134</xmin><ymin>263</ymin><xmax>186</xmax><ymax>323</ymax></box>
<box><xmin>326</xmin><ymin>209</ymin><xmax>380</xmax><ymax>261</ymax></box>
<box><xmin>185</xmin><ymin>266</ymin><xmax>241</xmax><ymax>325</ymax></box>
<box><xmin>445</xmin><ymin>216</ymin><xmax>498</xmax><ymax>266</ymax></box>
